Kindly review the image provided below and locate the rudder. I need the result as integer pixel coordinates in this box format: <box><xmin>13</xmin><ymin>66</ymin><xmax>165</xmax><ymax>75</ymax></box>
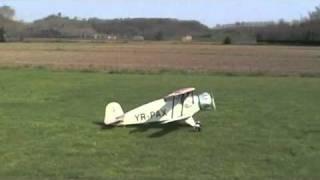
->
<box><xmin>104</xmin><ymin>102</ymin><xmax>124</xmax><ymax>125</ymax></box>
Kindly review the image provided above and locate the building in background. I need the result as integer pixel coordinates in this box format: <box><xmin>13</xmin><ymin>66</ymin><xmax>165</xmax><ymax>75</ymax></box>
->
<box><xmin>182</xmin><ymin>35</ymin><xmax>192</xmax><ymax>42</ymax></box>
<box><xmin>132</xmin><ymin>35</ymin><xmax>144</xmax><ymax>41</ymax></box>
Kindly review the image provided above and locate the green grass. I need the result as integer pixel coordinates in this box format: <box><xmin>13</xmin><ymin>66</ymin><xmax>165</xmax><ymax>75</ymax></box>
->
<box><xmin>0</xmin><ymin>69</ymin><xmax>320</xmax><ymax>180</ymax></box>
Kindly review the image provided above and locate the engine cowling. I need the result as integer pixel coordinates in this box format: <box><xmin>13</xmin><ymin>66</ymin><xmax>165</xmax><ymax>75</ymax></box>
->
<box><xmin>198</xmin><ymin>92</ymin><xmax>216</xmax><ymax>111</ymax></box>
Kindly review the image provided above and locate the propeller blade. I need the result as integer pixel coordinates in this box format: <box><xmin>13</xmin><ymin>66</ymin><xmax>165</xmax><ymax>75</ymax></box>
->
<box><xmin>211</xmin><ymin>90</ymin><xmax>216</xmax><ymax>110</ymax></box>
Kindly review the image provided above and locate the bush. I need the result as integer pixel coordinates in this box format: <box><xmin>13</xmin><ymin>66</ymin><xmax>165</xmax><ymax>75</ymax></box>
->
<box><xmin>0</xmin><ymin>27</ymin><xmax>6</xmax><ymax>42</ymax></box>
<box><xmin>154</xmin><ymin>31</ymin><xmax>163</xmax><ymax>41</ymax></box>
<box><xmin>223</xmin><ymin>36</ymin><xmax>232</xmax><ymax>44</ymax></box>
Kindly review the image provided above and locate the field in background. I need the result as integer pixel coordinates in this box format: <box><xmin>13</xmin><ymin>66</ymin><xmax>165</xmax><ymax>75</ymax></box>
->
<box><xmin>0</xmin><ymin>69</ymin><xmax>319</xmax><ymax>179</ymax></box>
<box><xmin>1</xmin><ymin>42</ymin><xmax>320</xmax><ymax>76</ymax></box>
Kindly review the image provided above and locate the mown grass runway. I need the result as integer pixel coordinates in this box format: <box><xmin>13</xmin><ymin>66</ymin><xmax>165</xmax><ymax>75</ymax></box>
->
<box><xmin>0</xmin><ymin>69</ymin><xmax>319</xmax><ymax>179</ymax></box>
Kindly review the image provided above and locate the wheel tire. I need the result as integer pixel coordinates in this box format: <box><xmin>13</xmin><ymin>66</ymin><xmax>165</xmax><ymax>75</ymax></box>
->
<box><xmin>195</xmin><ymin>126</ymin><xmax>201</xmax><ymax>132</ymax></box>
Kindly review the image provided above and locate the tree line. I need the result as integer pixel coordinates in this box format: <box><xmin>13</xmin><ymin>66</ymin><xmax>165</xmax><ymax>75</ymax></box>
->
<box><xmin>1</xmin><ymin>4</ymin><xmax>320</xmax><ymax>45</ymax></box>
<box><xmin>0</xmin><ymin>6</ymin><xmax>209</xmax><ymax>41</ymax></box>
<box><xmin>211</xmin><ymin>5</ymin><xmax>320</xmax><ymax>45</ymax></box>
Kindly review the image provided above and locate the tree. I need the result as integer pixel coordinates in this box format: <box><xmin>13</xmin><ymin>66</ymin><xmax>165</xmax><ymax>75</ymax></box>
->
<box><xmin>0</xmin><ymin>27</ymin><xmax>6</xmax><ymax>42</ymax></box>
<box><xmin>256</xmin><ymin>33</ymin><xmax>263</xmax><ymax>43</ymax></box>
<box><xmin>0</xmin><ymin>6</ymin><xmax>15</xmax><ymax>20</ymax></box>
<box><xmin>154</xmin><ymin>31</ymin><xmax>164</xmax><ymax>41</ymax></box>
<box><xmin>223</xmin><ymin>36</ymin><xmax>232</xmax><ymax>44</ymax></box>
<box><xmin>309</xmin><ymin>5</ymin><xmax>320</xmax><ymax>20</ymax></box>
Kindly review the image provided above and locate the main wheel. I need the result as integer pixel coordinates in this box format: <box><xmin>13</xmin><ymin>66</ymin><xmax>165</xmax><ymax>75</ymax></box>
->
<box><xmin>195</xmin><ymin>126</ymin><xmax>201</xmax><ymax>132</ymax></box>
<box><xmin>194</xmin><ymin>124</ymin><xmax>201</xmax><ymax>132</ymax></box>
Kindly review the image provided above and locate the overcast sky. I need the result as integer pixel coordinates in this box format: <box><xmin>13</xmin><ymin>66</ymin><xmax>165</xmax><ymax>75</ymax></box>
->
<box><xmin>1</xmin><ymin>0</ymin><xmax>320</xmax><ymax>27</ymax></box>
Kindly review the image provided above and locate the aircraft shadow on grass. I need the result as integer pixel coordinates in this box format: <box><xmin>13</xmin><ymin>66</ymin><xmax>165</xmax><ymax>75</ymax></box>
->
<box><xmin>93</xmin><ymin>121</ymin><xmax>191</xmax><ymax>138</ymax></box>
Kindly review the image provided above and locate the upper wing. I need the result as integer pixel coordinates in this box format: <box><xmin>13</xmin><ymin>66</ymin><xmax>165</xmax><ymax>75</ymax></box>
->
<box><xmin>164</xmin><ymin>87</ymin><xmax>195</xmax><ymax>100</ymax></box>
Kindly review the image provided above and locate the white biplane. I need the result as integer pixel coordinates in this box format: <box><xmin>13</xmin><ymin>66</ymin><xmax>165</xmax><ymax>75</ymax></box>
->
<box><xmin>104</xmin><ymin>88</ymin><xmax>216</xmax><ymax>131</ymax></box>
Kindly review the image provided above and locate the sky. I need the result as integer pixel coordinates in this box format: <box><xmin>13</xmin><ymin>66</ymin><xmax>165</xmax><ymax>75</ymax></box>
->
<box><xmin>1</xmin><ymin>0</ymin><xmax>320</xmax><ymax>27</ymax></box>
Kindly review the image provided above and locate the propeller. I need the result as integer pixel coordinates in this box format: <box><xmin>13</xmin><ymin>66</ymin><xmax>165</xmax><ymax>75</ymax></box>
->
<box><xmin>211</xmin><ymin>90</ymin><xmax>216</xmax><ymax>111</ymax></box>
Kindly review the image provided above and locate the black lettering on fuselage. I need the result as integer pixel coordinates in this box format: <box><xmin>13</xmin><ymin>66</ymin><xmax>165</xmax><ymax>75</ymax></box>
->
<box><xmin>160</xmin><ymin>109</ymin><xmax>167</xmax><ymax>116</ymax></box>
<box><xmin>150</xmin><ymin>112</ymin><xmax>156</xmax><ymax>119</ymax></box>
<box><xmin>156</xmin><ymin>111</ymin><xmax>161</xmax><ymax>117</ymax></box>
<box><xmin>135</xmin><ymin>109</ymin><xmax>167</xmax><ymax>122</ymax></box>
<box><xmin>140</xmin><ymin>113</ymin><xmax>146</xmax><ymax>121</ymax></box>
<box><xmin>135</xmin><ymin>114</ymin><xmax>140</xmax><ymax>121</ymax></box>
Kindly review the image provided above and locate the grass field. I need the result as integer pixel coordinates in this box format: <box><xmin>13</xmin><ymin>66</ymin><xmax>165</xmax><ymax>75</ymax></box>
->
<box><xmin>0</xmin><ymin>69</ymin><xmax>319</xmax><ymax>179</ymax></box>
<box><xmin>1</xmin><ymin>42</ymin><xmax>320</xmax><ymax>76</ymax></box>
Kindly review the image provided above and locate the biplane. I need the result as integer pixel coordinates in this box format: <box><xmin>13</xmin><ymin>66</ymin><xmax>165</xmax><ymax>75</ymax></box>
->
<box><xmin>103</xmin><ymin>88</ymin><xmax>216</xmax><ymax>131</ymax></box>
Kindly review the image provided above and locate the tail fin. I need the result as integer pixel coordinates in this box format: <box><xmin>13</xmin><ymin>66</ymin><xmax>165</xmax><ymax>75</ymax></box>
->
<box><xmin>104</xmin><ymin>102</ymin><xmax>124</xmax><ymax>125</ymax></box>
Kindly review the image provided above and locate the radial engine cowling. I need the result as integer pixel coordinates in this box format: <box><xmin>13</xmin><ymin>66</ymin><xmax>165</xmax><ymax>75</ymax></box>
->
<box><xmin>198</xmin><ymin>92</ymin><xmax>216</xmax><ymax>111</ymax></box>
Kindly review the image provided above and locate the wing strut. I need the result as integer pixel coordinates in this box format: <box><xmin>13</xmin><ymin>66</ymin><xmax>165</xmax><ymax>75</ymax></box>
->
<box><xmin>180</xmin><ymin>93</ymin><xmax>189</xmax><ymax>116</ymax></box>
<box><xmin>180</xmin><ymin>94</ymin><xmax>184</xmax><ymax>116</ymax></box>
<box><xmin>191</xmin><ymin>92</ymin><xmax>194</xmax><ymax>104</ymax></box>
<box><xmin>171</xmin><ymin>96</ymin><xmax>175</xmax><ymax>118</ymax></box>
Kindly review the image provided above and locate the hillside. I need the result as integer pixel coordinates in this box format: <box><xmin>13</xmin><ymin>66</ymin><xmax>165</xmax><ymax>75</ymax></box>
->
<box><xmin>28</xmin><ymin>15</ymin><xmax>96</xmax><ymax>38</ymax></box>
<box><xmin>1</xmin><ymin>15</ymin><xmax>210</xmax><ymax>40</ymax></box>
<box><xmin>88</xmin><ymin>18</ymin><xmax>209</xmax><ymax>40</ymax></box>
<box><xmin>0</xmin><ymin>15</ymin><xmax>25</xmax><ymax>38</ymax></box>
<box><xmin>210</xmin><ymin>19</ymin><xmax>320</xmax><ymax>45</ymax></box>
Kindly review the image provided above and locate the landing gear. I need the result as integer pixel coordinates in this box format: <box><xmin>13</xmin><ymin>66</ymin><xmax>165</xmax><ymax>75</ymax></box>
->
<box><xmin>185</xmin><ymin>117</ymin><xmax>201</xmax><ymax>132</ymax></box>
<box><xmin>194</xmin><ymin>121</ymin><xmax>201</xmax><ymax>132</ymax></box>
